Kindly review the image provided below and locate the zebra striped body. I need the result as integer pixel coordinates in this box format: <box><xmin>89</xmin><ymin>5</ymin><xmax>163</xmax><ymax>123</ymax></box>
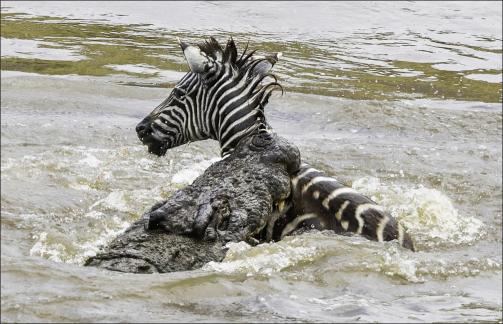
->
<box><xmin>137</xmin><ymin>37</ymin><xmax>415</xmax><ymax>251</ymax></box>
<box><xmin>280</xmin><ymin>164</ymin><xmax>415</xmax><ymax>250</ymax></box>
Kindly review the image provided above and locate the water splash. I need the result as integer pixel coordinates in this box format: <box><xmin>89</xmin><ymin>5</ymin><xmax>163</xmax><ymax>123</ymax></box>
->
<box><xmin>29</xmin><ymin>212</ymin><xmax>132</xmax><ymax>264</ymax></box>
<box><xmin>171</xmin><ymin>157</ymin><xmax>221</xmax><ymax>185</ymax></box>
<box><xmin>24</xmin><ymin>146</ymin><xmax>224</xmax><ymax>265</ymax></box>
<box><xmin>203</xmin><ymin>238</ymin><xmax>319</xmax><ymax>276</ymax></box>
<box><xmin>352</xmin><ymin>176</ymin><xmax>485</xmax><ymax>249</ymax></box>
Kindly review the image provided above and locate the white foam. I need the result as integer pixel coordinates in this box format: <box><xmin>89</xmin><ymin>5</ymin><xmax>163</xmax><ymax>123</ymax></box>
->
<box><xmin>202</xmin><ymin>238</ymin><xmax>319</xmax><ymax>276</ymax></box>
<box><xmin>378</xmin><ymin>246</ymin><xmax>422</xmax><ymax>283</ymax></box>
<box><xmin>90</xmin><ymin>191</ymin><xmax>130</xmax><ymax>212</ymax></box>
<box><xmin>29</xmin><ymin>214</ymin><xmax>132</xmax><ymax>265</ymax></box>
<box><xmin>171</xmin><ymin>157</ymin><xmax>221</xmax><ymax>185</ymax></box>
<box><xmin>1</xmin><ymin>158</ymin><xmax>16</xmax><ymax>172</ymax></box>
<box><xmin>75</xmin><ymin>215</ymin><xmax>132</xmax><ymax>263</ymax></box>
<box><xmin>30</xmin><ymin>232</ymin><xmax>65</xmax><ymax>263</ymax></box>
<box><xmin>352</xmin><ymin>176</ymin><xmax>485</xmax><ymax>248</ymax></box>
<box><xmin>78</xmin><ymin>153</ymin><xmax>101</xmax><ymax>168</ymax></box>
<box><xmin>84</xmin><ymin>210</ymin><xmax>105</xmax><ymax>219</ymax></box>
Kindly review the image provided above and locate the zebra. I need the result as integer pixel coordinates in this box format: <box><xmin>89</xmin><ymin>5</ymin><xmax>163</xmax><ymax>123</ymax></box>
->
<box><xmin>136</xmin><ymin>37</ymin><xmax>415</xmax><ymax>251</ymax></box>
<box><xmin>136</xmin><ymin>37</ymin><xmax>280</xmax><ymax>157</ymax></box>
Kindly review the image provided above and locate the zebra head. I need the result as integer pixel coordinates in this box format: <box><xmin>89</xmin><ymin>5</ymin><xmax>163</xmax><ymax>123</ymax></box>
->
<box><xmin>136</xmin><ymin>37</ymin><xmax>282</xmax><ymax>157</ymax></box>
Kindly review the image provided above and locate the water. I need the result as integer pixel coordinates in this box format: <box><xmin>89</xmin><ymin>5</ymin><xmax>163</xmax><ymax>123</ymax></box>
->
<box><xmin>1</xmin><ymin>1</ymin><xmax>502</xmax><ymax>322</ymax></box>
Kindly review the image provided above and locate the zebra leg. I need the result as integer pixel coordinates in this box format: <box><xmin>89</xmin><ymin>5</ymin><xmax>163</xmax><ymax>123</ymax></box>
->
<box><xmin>286</xmin><ymin>163</ymin><xmax>415</xmax><ymax>251</ymax></box>
<box><xmin>265</xmin><ymin>200</ymin><xmax>292</xmax><ymax>242</ymax></box>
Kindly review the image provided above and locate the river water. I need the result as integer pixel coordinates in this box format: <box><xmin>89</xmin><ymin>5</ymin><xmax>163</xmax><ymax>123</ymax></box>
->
<box><xmin>1</xmin><ymin>1</ymin><xmax>502</xmax><ymax>322</ymax></box>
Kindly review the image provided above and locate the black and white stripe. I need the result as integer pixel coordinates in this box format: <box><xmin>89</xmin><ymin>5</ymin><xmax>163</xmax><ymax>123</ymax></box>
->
<box><xmin>282</xmin><ymin>163</ymin><xmax>415</xmax><ymax>250</ymax></box>
<box><xmin>137</xmin><ymin>37</ymin><xmax>280</xmax><ymax>157</ymax></box>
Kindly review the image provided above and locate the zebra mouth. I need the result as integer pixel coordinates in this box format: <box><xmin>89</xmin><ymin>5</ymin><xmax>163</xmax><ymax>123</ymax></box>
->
<box><xmin>147</xmin><ymin>141</ymin><xmax>168</xmax><ymax>156</ymax></box>
<box><xmin>137</xmin><ymin>133</ymin><xmax>168</xmax><ymax>156</ymax></box>
<box><xmin>136</xmin><ymin>119</ymin><xmax>171</xmax><ymax>156</ymax></box>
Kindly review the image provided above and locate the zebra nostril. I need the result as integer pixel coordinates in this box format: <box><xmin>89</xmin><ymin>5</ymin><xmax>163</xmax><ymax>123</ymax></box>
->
<box><xmin>136</xmin><ymin>124</ymin><xmax>146</xmax><ymax>133</ymax></box>
<box><xmin>136</xmin><ymin>122</ymin><xmax>151</xmax><ymax>137</ymax></box>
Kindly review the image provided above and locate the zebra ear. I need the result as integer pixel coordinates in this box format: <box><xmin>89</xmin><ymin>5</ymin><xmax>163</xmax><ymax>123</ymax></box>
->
<box><xmin>178</xmin><ymin>37</ymin><xmax>211</xmax><ymax>74</ymax></box>
<box><xmin>251</xmin><ymin>52</ymin><xmax>282</xmax><ymax>77</ymax></box>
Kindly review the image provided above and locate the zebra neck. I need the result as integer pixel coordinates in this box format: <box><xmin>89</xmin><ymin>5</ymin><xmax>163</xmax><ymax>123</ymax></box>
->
<box><xmin>203</xmin><ymin>63</ymin><xmax>274</xmax><ymax>157</ymax></box>
<box><xmin>219</xmin><ymin>120</ymin><xmax>270</xmax><ymax>158</ymax></box>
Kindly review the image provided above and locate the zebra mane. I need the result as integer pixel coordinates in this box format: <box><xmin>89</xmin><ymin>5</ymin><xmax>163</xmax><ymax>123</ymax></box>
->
<box><xmin>197</xmin><ymin>36</ymin><xmax>247</xmax><ymax>68</ymax></box>
<box><xmin>197</xmin><ymin>37</ymin><xmax>281</xmax><ymax>86</ymax></box>
<box><xmin>196</xmin><ymin>37</ymin><xmax>283</xmax><ymax>133</ymax></box>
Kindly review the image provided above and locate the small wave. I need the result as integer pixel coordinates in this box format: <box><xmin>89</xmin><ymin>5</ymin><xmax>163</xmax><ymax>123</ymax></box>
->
<box><xmin>203</xmin><ymin>230</ymin><xmax>501</xmax><ymax>283</ymax></box>
<box><xmin>77</xmin><ymin>152</ymin><xmax>102</xmax><ymax>168</ymax></box>
<box><xmin>202</xmin><ymin>237</ymin><xmax>320</xmax><ymax>276</ymax></box>
<box><xmin>30</xmin><ymin>232</ymin><xmax>70</xmax><ymax>263</ymax></box>
<box><xmin>200</xmin><ymin>234</ymin><xmax>422</xmax><ymax>281</ymax></box>
<box><xmin>20</xmin><ymin>145</ymin><xmax>218</xmax><ymax>266</ymax></box>
<box><xmin>28</xmin><ymin>186</ymin><xmax>170</xmax><ymax>265</ymax></box>
<box><xmin>376</xmin><ymin>246</ymin><xmax>422</xmax><ymax>282</ymax></box>
<box><xmin>352</xmin><ymin>176</ymin><xmax>485</xmax><ymax>249</ymax></box>
<box><xmin>171</xmin><ymin>157</ymin><xmax>221</xmax><ymax>185</ymax></box>
<box><xmin>90</xmin><ymin>190</ymin><xmax>131</xmax><ymax>212</ymax></box>
<box><xmin>29</xmin><ymin>213</ymin><xmax>132</xmax><ymax>265</ymax></box>
<box><xmin>356</xmin><ymin>243</ymin><xmax>501</xmax><ymax>283</ymax></box>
